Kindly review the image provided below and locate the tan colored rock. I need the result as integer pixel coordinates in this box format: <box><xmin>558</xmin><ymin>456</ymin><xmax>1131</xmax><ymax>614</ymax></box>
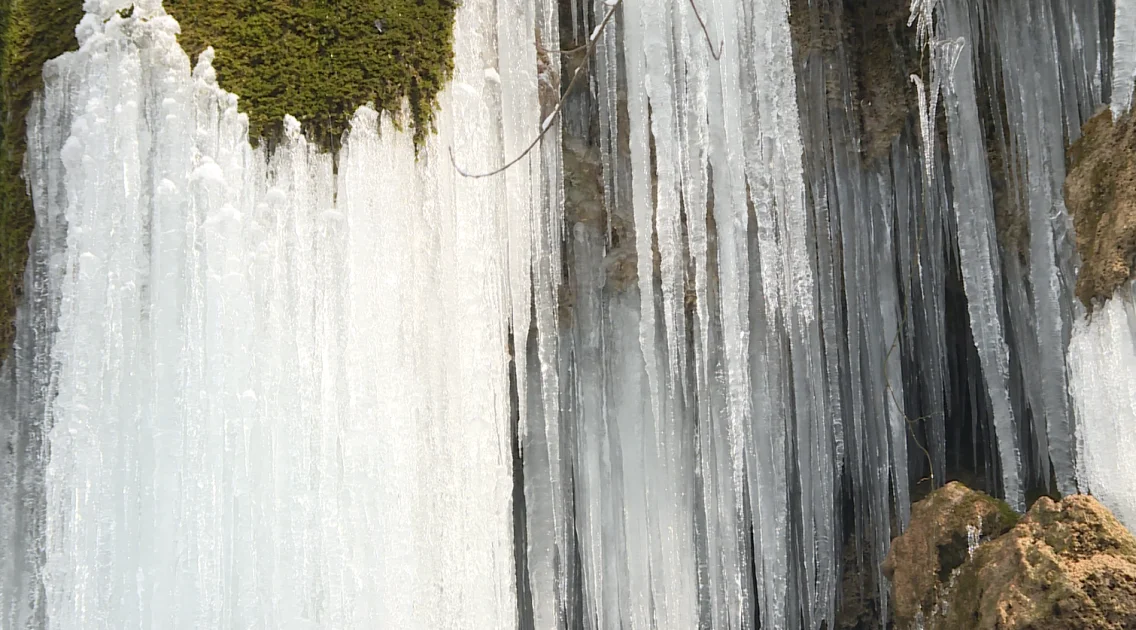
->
<box><xmin>889</xmin><ymin>483</ymin><xmax>1136</xmax><ymax>630</ymax></box>
<box><xmin>883</xmin><ymin>481</ymin><xmax>1020</xmax><ymax>628</ymax></box>
<box><xmin>938</xmin><ymin>494</ymin><xmax>1136</xmax><ymax>630</ymax></box>
<box><xmin>1065</xmin><ymin>107</ymin><xmax>1136</xmax><ymax>310</ymax></box>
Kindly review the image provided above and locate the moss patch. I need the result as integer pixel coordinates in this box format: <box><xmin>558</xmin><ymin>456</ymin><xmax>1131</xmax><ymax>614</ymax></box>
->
<box><xmin>1065</xmin><ymin>107</ymin><xmax>1136</xmax><ymax>311</ymax></box>
<box><xmin>0</xmin><ymin>0</ymin><xmax>86</xmax><ymax>359</ymax></box>
<box><xmin>165</xmin><ymin>0</ymin><xmax>456</xmax><ymax>149</ymax></box>
<box><xmin>0</xmin><ymin>0</ymin><xmax>456</xmax><ymax>360</ymax></box>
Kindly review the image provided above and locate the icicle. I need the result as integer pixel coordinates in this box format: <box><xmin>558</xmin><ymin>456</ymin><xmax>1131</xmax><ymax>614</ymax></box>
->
<box><xmin>1112</xmin><ymin>0</ymin><xmax>1136</xmax><ymax>115</ymax></box>
<box><xmin>937</xmin><ymin>3</ymin><xmax>1024</xmax><ymax>510</ymax></box>
<box><xmin>991</xmin><ymin>0</ymin><xmax>1080</xmax><ymax>496</ymax></box>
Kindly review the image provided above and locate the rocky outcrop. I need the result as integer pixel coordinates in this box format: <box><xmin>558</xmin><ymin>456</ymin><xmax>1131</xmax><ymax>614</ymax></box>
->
<box><xmin>883</xmin><ymin>481</ymin><xmax>1020</xmax><ymax>628</ymax></box>
<box><xmin>1065</xmin><ymin>107</ymin><xmax>1136</xmax><ymax>310</ymax></box>
<box><xmin>886</xmin><ymin>482</ymin><xmax>1136</xmax><ymax>630</ymax></box>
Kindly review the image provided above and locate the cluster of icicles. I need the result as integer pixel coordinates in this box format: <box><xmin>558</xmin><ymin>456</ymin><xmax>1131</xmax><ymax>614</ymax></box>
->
<box><xmin>2</xmin><ymin>0</ymin><xmax>1135</xmax><ymax>628</ymax></box>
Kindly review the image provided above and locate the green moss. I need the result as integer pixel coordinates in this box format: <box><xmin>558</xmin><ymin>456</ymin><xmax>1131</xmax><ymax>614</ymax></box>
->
<box><xmin>164</xmin><ymin>0</ymin><xmax>457</xmax><ymax>149</ymax></box>
<box><xmin>1</xmin><ymin>0</ymin><xmax>86</xmax><ymax>359</ymax></box>
<box><xmin>0</xmin><ymin>0</ymin><xmax>455</xmax><ymax>360</ymax></box>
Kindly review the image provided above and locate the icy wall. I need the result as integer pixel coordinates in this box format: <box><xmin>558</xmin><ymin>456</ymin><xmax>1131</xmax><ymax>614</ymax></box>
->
<box><xmin>0</xmin><ymin>0</ymin><xmax>1129</xmax><ymax>629</ymax></box>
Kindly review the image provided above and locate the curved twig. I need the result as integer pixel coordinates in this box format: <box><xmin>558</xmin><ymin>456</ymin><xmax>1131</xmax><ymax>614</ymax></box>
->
<box><xmin>453</xmin><ymin>0</ymin><xmax>622</xmax><ymax>178</ymax></box>
<box><xmin>454</xmin><ymin>0</ymin><xmax>723</xmax><ymax>178</ymax></box>
<box><xmin>536</xmin><ymin>40</ymin><xmax>591</xmax><ymax>56</ymax></box>
<box><xmin>687</xmin><ymin>0</ymin><xmax>723</xmax><ymax>60</ymax></box>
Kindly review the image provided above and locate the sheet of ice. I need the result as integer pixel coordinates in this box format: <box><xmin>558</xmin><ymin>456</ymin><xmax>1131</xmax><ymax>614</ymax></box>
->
<box><xmin>1069</xmin><ymin>288</ymin><xmax>1136</xmax><ymax>530</ymax></box>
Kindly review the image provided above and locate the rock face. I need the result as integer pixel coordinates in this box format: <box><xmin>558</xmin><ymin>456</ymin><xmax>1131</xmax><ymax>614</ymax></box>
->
<box><xmin>886</xmin><ymin>482</ymin><xmax>1136</xmax><ymax>630</ymax></box>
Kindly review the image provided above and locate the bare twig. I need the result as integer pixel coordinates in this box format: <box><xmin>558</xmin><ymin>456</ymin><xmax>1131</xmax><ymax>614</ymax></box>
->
<box><xmin>535</xmin><ymin>40</ymin><xmax>591</xmax><ymax>56</ymax></box>
<box><xmin>452</xmin><ymin>0</ymin><xmax>622</xmax><ymax>178</ymax></box>
<box><xmin>454</xmin><ymin>0</ymin><xmax>723</xmax><ymax>177</ymax></box>
<box><xmin>686</xmin><ymin>0</ymin><xmax>722</xmax><ymax>60</ymax></box>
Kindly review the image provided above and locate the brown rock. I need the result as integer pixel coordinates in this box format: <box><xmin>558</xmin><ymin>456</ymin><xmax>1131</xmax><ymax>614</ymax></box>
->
<box><xmin>889</xmin><ymin>484</ymin><xmax>1136</xmax><ymax>630</ymax></box>
<box><xmin>1065</xmin><ymin>107</ymin><xmax>1136</xmax><ymax>310</ymax></box>
<box><xmin>939</xmin><ymin>494</ymin><xmax>1136</xmax><ymax>630</ymax></box>
<box><xmin>883</xmin><ymin>482</ymin><xmax>1020</xmax><ymax>628</ymax></box>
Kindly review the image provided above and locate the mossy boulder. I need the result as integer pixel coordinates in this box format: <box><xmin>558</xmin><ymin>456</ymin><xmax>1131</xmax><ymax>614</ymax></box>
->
<box><xmin>888</xmin><ymin>484</ymin><xmax>1136</xmax><ymax>630</ymax></box>
<box><xmin>883</xmin><ymin>481</ymin><xmax>1020</xmax><ymax>628</ymax></box>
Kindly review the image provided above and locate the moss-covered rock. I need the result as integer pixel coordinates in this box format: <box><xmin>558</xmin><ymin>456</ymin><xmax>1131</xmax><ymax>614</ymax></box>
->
<box><xmin>888</xmin><ymin>483</ymin><xmax>1136</xmax><ymax>630</ymax></box>
<box><xmin>1065</xmin><ymin>107</ymin><xmax>1136</xmax><ymax>311</ymax></box>
<box><xmin>941</xmin><ymin>494</ymin><xmax>1136</xmax><ymax>630</ymax></box>
<box><xmin>883</xmin><ymin>481</ymin><xmax>1020</xmax><ymax>628</ymax></box>
<box><xmin>0</xmin><ymin>0</ymin><xmax>456</xmax><ymax>360</ymax></box>
<box><xmin>164</xmin><ymin>0</ymin><xmax>456</xmax><ymax>149</ymax></box>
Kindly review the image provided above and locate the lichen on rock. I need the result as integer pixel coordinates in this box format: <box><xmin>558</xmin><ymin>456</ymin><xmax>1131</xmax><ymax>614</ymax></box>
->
<box><xmin>1065</xmin><ymin>107</ymin><xmax>1136</xmax><ymax>311</ymax></box>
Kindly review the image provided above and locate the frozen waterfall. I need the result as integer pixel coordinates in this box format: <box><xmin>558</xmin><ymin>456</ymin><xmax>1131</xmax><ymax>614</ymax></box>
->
<box><xmin>1</xmin><ymin>0</ymin><xmax>556</xmax><ymax>627</ymax></box>
<box><xmin>0</xmin><ymin>0</ymin><xmax>1132</xmax><ymax>628</ymax></box>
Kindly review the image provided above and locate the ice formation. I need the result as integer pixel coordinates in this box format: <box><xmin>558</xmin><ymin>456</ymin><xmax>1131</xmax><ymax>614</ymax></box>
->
<box><xmin>0</xmin><ymin>0</ymin><xmax>1131</xmax><ymax>628</ymax></box>
<box><xmin>0</xmin><ymin>0</ymin><xmax>557</xmax><ymax>627</ymax></box>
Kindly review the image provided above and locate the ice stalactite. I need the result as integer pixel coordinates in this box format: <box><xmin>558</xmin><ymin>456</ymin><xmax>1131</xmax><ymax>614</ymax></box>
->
<box><xmin>937</xmin><ymin>1</ymin><xmax>1024</xmax><ymax>511</ymax></box>
<box><xmin>990</xmin><ymin>0</ymin><xmax>1084</xmax><ymax>498</ymax></box>
<box><xmin>1113</xmin><ymin>0</ymin><xmax>1136</xmax><ymax>116</ymax></box>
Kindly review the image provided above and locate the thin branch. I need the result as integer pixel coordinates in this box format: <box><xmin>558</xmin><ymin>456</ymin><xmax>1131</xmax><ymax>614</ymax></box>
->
<box><xmin>883</xmin><ymin>129</ymin><xmax>942</xmax><ymax>492</ymax></box>
<box><xmin>537</xmin><ymin>0</ymin><xmax>621</xmax><ymax>55</ymax></box>
<box><xmin>686</xmin><ymin>0</ymin><xmax>722</xmax><ymax>60</ymax></box>
<box><xmin>454</xmin><ymin>0</ymin><xmax>723</xmax><ymax>178</ymax></box>
<box><xmin>452</xmin><ymin>0</ymin><xmax>622</xmax><ymax>178</ymax></box>
<box><xmin>536</xmin><ymin>40</ymin><xmax>591</xmax><ymax>56</ymax></box>
<box><xmin>543</xmin><ymin>0</ymin><xmax>720</xmax><ymax>59</ymax></box>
